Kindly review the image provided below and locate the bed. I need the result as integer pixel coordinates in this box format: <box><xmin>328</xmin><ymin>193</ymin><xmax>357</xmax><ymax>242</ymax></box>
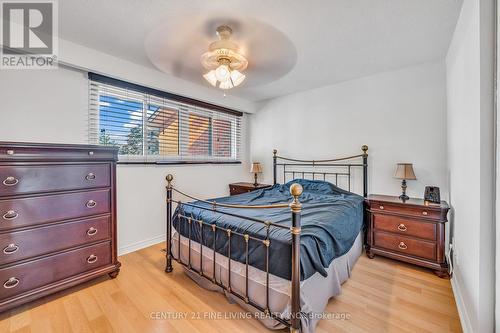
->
<box><xmin>164</xmin><ymin>146</ymin><xmax>369</xmax><ymax>333</ymax></box>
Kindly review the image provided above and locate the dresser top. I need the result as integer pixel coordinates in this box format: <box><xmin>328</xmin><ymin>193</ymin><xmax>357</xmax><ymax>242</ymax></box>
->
<box><xmin>367</xmin><ymin>194</ymin><xmax>449</xmax><ymax>210</ymax></box>
<box><xmin>0</xmin><ymin>141</ymin><xmax>118</xmax><ymax>162</ymax></box>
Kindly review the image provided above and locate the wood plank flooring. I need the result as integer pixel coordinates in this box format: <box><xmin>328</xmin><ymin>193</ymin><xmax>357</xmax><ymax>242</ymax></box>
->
<box><xmin>0</xmin><ymin>243</ymin><xmax>462</xmax><ymax>332</ymax></box>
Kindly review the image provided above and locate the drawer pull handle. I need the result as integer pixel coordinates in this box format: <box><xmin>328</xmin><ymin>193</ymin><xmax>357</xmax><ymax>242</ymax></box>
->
<box><xmin>398</xmin><ymin>242</ymin><xmax>408</xmax><ymax>250</ymax></box>
<box><xmin>6</xmin><ymin>150</ymin><xmax>14</xmax><ymax>155</ymax></box>
<box><xmin>3</xmin><ymin>277</ymin><xmax>19</xmax><ymax>289</ymax></box>
<box><xmin>87</xmin><ymin>254</ymin><xmax>98</xmax><ymax>264</ymax></box>
<box><xmin>2</xmin><ymin>210</ymin><xmax>18</xmax><ymax>220</ymax></box>
<box><xmin>2</xmin><ymin>176</ymin><xmax>19</xmax><ymax>186</ymax></box>
<box><xmin>88</xmin><ymin>151</ymin><xmax>94</xmax><ymax>156</ymax></box>
<box><xmin>87</xmin><ymin>227</ymin><xmax>98</xmax><ymax>236</ymax></box>
<box><xmin>3</xmin><ymin>243</ymin><xmax>19</xmax><ymax>254</ymax></box>
<box><xmin>397</xmin><ymin>224</ymin><xmax>407</xmax><ymax>232</ymax></box>
<box><xmin>85</xmin><ymin>173</ymin><xmax>96</xmax><ymax>181</ymax></box>
<box><xmin>379</xmin><ymin>205</ymin><xmax>384</xmax><ymax>210</ymax></box>
<box><xmin>422</xmin><ymin>211</ymin><xmax>428</xmax><ymax>216</ymax></box>
<box><xmin>86</xmin><ymin>200</ymin><xmax>97</xmax><ymax>208</ymax></box>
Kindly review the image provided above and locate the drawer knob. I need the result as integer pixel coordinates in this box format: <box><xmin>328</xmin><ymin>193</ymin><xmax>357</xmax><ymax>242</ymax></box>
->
<box><xmin>86</xmin><ymin>200</ymin><xmax>97</xmax><ymax>208</ymax></box>
<box><xmin>422</xmin><ymin>211</ymin><xmax>428</xmax><ymax>216</ymax></box>
<box><xmin>3</xmin><ymin>277</ymin><xmax>19</xmax><ymax>289</ymax></box>
<box><xmin>2</xmin><ymin>176</ymin><xmax>19</xmax><ymax>186</ymax></box>
<box><xmin>2</xmin><ymin>210</ymin><xmax>18</xmax><ymax>221</ymax></box>
<box><xmin>397</xmin><ymin>224</ymin><xmax>407</xmax><ymax>232</ymax></box>
<box><xmin>85</xmin><ymin>173</ymin><xmax>96</xmax><ymax>181</ymax></box>
<box><xmin>3</xmin><ymin>243</ymin><xmax>19</xmax><ymax>254</ymax></box>
<box><xmin>398</xmin><ymin>242</ymin><xmax>408</xmax><ymax>250</ymax></box>
<box><xmin>6</xmin><ymin>150</ymin><xmax>14</xmax><ymax>155</ymax></box>
<box><xmin>379</xmin><ymin>205</ymin><xmax>384</xmax><ymax>210</ymax></box>
<box><xmin>88</xmin><ymin>151</ymin><xmax>94</xmax><ymax>156</ymax></box>
<box><xmin>87</xmin><ymin>227</ymin><xmax>98</xmax><ymax>236</ymax></box>
<box><xmin>87</xmin><ymin>254</ymin><xmax>98</xmax><ymax>264</ymax></box>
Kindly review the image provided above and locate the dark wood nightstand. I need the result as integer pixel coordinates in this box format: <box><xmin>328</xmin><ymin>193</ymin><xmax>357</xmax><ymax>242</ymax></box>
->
<box><xmin>366</xmin><ymin>194</ymin><xmax>450</xmax><ymax>278</ymax></box>
<box><xmin>229</xmin><ymin>182</ymin><xmax>272</xmax><ymax>196</ymax></box>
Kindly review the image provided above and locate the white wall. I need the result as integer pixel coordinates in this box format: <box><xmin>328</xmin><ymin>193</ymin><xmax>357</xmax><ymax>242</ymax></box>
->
<box><xmin>250</xmin><ymin>61</ymin><xmax>448</xmax><ymax>199</ymax></box>
<box><xmin>0</xmin><ymin>66</ymin><xmax>251</xmax><ymax>255</ymax></box>
<box><xmin>446</xmin><ymin>0</ymin><xmax>495</xmax><ymax>332</ymax></box>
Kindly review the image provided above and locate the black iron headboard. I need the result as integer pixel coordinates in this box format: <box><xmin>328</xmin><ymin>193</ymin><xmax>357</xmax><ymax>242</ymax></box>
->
<box><xmin>272</xmin><ymin>145</ymin><xmax>369</xmax><ymax>197</ymax></box>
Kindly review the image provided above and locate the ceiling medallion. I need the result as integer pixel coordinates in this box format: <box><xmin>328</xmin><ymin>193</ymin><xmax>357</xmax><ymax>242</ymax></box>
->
<box><xmin>201</xmin><ymin>25</ymin><xmax>248</xmax><ymax>90</ymax></box>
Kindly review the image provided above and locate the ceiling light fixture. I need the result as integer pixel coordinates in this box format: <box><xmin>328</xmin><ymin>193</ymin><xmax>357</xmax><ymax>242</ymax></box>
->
<box><xmin>201</xmin><ymin>25</ymin><xmax>248</xmax><ymax>90</ymax></box>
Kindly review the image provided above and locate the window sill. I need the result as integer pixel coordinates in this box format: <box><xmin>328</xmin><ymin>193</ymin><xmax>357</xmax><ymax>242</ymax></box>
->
<box><xmin>117</xmin><ymin>160</ymin><xmax>242</xmax><ymax>165</ymax></box>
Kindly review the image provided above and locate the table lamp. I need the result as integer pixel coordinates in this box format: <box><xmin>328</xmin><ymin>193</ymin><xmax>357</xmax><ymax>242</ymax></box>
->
<box><xmin>394</xmin><ymin>163</ymin><xmax>416</xmax><ymax>201</ymax></box>
<box><xmin>250</xmin><ymin>162</ymin><xmax>263</xmax><ymax>186</ymax></box>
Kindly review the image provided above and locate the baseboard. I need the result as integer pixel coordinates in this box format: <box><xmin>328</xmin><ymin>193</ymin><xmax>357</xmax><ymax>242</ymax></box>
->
<box><xmin>118</xmin><ymin>234</ymin><xmax>165</xmax><ymax>256</ymax></box>
<box><xmin>451</xmin><ymin>274</ymin><xmax>473</xmax><ymax>333</ymax></box>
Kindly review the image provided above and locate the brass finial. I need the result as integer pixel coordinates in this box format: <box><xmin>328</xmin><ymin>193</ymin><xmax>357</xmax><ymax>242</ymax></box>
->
<box><xmin>273</xmin><ymin>149</ymin><xmax>277</xmax><ymax>156</ymax></box>
<box><xmin>361</xmin><ymin>145</ymin><xmax>368</xmax><ymax>156</ymax></box>
<box><xmin>166</xmin><ymin>174</ymin><xmax>173</xmax><ymax>189</ymax></box>
<box><xmin>289</xmin><ymin>183</ymin><xmax>303</xmax><ymax>212</ymax></box>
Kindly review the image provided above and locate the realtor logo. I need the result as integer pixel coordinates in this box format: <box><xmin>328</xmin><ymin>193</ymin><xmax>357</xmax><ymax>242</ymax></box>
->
<box><xmin>1</xmin><ymin>0</ymin><xmax>58</xmax><ymax>69</ymax></box>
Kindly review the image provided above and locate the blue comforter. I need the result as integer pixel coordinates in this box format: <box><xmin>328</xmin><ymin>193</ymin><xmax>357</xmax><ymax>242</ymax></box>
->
<box><xmin>172</xmin><ymin>179</ymin><xmax>364</xmax><ymax>281</ymax></box>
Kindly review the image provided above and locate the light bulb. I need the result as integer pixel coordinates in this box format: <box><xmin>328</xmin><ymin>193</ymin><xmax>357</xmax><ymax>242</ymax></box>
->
<box><xmin>219</xmin><ymin>79</ymin><xmax>233</xmax><ymax>90</ymax></box>
<box><xmin>230</xmin><ymin>70</ymin><xmax>246</xmax><ymax>87</ymax></box>
<box><xmin>203</xmin><ymin>70</ymin><xmax>217</xmax><ymax>86</ymax></box>
<box><xmin>215</xmin><ymin>64</ymin><xmax>230</xmax><ymax>82</ymax></box>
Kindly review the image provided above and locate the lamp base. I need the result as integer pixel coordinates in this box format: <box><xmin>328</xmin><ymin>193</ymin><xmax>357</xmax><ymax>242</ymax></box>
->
<box><xmin>253</xmin><ymin>173</ymin><xmax>258</xmax><ymax>187</ymax></box>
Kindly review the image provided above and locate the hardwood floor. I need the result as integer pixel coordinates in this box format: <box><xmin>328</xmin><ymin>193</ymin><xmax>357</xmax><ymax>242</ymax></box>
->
<box><xmin>0</xmin><ymin>243</ymin><xmax>462</xmax><ymax>333</ymax></box>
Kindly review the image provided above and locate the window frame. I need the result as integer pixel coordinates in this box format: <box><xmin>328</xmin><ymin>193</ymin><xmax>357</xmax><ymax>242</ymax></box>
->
<box><xmin>89</xmin><ymin>73</ymin><xmax>243</xmax><ymax>165</ymax></box>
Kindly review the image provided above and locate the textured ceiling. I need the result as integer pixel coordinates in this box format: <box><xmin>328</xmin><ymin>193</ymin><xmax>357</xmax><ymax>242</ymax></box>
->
<box><xmin>59</xmin><ymin>0</ymin><xmax>462</xmax><ymax>102</ymax></box>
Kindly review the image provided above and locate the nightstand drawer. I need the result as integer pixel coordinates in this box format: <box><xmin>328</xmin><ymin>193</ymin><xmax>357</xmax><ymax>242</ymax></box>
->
<box><xmin>373</xmin><ymin>214</ymin><xmax>436</xmax><ymax>241</ymax></box>
<box><xmin>373</xmin><ymin>231</ymin><xmax>436</xmax><ymax>261</ymax></box>
<box><xmin>370</xmin><ymin>202</ymin><xmax>442</xmax><ymax>220</ymax></box>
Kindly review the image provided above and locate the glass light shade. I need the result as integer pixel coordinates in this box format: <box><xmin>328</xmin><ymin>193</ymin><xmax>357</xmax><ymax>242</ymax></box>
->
<box><xmin>219</xmin><ymin>79</ymin><xmax>233</xmax><ymax>90</ymax></box>
<box><xmin>230</xmin><ymin>70</ymin><xmax>246</xmax><ymax>87</ymax></box>
<box><xmin>203</xmin><ymin>70</ymin><xmax>217</xmax><ymax>87</ymax></box>
<box><xmin>215</xmin><ymin>64</ymin><xmax>230</xmax><ymax>82</ymax></box>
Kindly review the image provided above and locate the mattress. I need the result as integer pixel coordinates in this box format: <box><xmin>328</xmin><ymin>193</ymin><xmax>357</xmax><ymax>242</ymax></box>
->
<box><xmin>171</xmin><ymin>229</ymin><xmax>363</xmax><ymax>333</ymax></box>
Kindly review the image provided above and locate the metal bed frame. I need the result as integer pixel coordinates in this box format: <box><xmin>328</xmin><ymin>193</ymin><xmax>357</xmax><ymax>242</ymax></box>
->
<box><xmin>165</xmin><ymin>145</ymin><xmax>368</xmax><ymax>333</ymax></box>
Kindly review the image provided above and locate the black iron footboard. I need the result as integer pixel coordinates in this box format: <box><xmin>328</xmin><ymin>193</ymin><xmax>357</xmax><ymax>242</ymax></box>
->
<box><xmin>165</xmin><ymin>175</ymin><xmax>303</xmax><ymax>332</ymax></box>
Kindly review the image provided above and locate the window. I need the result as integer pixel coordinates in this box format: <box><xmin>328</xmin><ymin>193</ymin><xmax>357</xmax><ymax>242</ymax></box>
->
<box><xmin>89</xmin><ymin>74</ymin><xmax>242</xmax><ymax>163</ymax></box>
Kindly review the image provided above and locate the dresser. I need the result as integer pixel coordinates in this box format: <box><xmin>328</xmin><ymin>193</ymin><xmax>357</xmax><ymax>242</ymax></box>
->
<box><xmin>0</xmin><ymin>142</ymin><xmax>121</xmax><ymax>312</ymax></box>
<box><xmin>229</xmin><ymin>182</ymin><xmax>272</xmax><ymax>196</ymax></box>
<box><xmin>366</xmin><ymin>194</ymin><xmax>449</xmax><ymax>278</ymax></box>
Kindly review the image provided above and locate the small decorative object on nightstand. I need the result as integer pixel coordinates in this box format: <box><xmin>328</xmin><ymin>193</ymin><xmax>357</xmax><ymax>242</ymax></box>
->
<box><xmin>394</xmin><ymin>163</ymin><xmax>417</xmax><ymax>201</ymax></box>
<box><xmin>250</xmin><ymin>162</ymin><xmax>263</xmax><ymax>186</ymax></box>
<box><xmin>229</xmin><ymin>182</ymin><xmax>271</xmax><ymax>196</ymax></box>
<box><xmin>366</xmin><ymin>194</ymin><xmax>450</xmax><ymax>278</ymax></box>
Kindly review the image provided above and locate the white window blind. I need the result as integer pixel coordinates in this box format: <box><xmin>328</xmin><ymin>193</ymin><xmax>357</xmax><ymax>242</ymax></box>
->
<box><xmin>88</xmin><ymin>74</ymin><xmax>242</xmax><ymax>163</ymax></box>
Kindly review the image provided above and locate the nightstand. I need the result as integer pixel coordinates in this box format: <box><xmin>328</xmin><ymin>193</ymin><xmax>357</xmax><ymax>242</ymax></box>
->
<box><xmin>366</xmin><ymin>194</ymin><xmax>450</xmax><ymax>278</ymax></box>
<box><xmin>229</xmin><ymin>182</ymin><xmax>272</xmax><ymax>196</ymax></box>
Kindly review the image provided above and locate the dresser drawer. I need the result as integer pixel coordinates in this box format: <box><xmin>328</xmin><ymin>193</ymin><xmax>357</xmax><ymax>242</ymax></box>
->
<box><xmin>0</xmin><ymin>241</ymin><xmax>111</xmax><ymax>300</ymax></box>
<box><xmin>373</xmin><ymin>214</ymin><xmax>436</xmax><ymax>241</ymax></box>
<box><xmin>370</xmin><ymin>202</ymin><xmax>442</xmax><ymax>220</ymax></box>
<box><xmin>0</xmin><ymin>145</ymin><xmax>116</xmax><ymax>162</ymax></box>
<box><xmin>0</xmin><ymin>216</ymin><xmax>110</xmax><ymax>265</ymax></box>
<box><xmin>0</xmin><ymin>164</ymin><xmax>110</xmax><ymax>196</ymax></box>
<box><xmin>0</xmin><ymin>189</ymin><xmax>110</xmax><ymax>231</ymax></box>
<box><xmin>373</xmin><ymin>231</ymin><xmax>436</xmax><ymax>261</ymax></box>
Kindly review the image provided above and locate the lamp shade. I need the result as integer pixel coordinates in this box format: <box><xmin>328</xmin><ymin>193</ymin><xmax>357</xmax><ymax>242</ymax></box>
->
<box><xmin>250</xmin><ymin>162</ymin><xmax>263</xmax><ymax>174</ymax></box>
<box><xmin>394</xmin><ymin>163</ymin><xmax>417</xmax><ymax>180</ymax></box>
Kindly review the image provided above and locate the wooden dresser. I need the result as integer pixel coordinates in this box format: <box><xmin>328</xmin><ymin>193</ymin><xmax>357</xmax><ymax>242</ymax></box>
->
<box><xmin>0</xmin><ymin>142</ymin><xmax>120</xmax><ymax>312</ymax></box>
<box><xmin>366</xmin><ymin>194</ymin><xmax>449</xmax><ymax>278</ymax></box>
<box><xmin>229</xmin><ymin>182</ymin><xmax>272</xmax><ymax>196</ymax></box>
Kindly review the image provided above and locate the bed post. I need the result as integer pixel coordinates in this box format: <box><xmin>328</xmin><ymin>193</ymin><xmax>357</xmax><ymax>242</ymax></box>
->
<box><xmin>289</xmin><ymin>183</ymin><xmax>303</xmax><ymax>333</ymax></box>
<box><xmin>273</xmin><ymin>149</ymin><xmax>278</xmax><ymax>185</ymax></box>
<box><xmin>165</xmin><ymin>174</ymin><xmax>173</xmax><ymax>273</ymax></box>
<box><xmin>362</xmin><ymin>145</ymin><xmax>368</xmax><ymax>197</ymax></box>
